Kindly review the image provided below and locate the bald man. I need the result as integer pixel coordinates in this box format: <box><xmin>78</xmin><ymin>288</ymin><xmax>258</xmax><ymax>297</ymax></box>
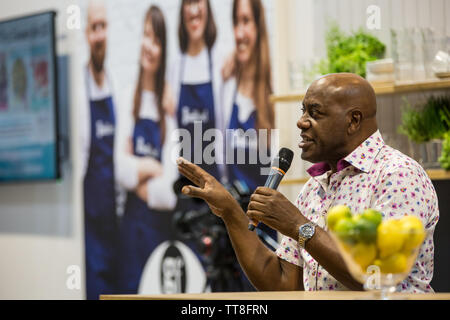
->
<box><xmin>177</xmin><ymin>73</ymin><xmax>439</xmax><ymax>293</ymax></box>
<box><xmin>80</xmin><ymin>0</ymin><xmax>119</xmax><ymax>300</ymax></box>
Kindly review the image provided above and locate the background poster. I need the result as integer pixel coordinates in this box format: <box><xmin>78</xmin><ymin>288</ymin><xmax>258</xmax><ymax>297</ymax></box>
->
<box><xmin>78</xmin><ymin>0</ymin><xmax>275</xmax><ymax>297</ymax></box>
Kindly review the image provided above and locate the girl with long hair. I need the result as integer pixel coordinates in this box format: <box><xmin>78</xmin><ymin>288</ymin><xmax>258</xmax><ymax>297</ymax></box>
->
<box><xmin>222</xmin><ymin>0</ymin><xmax>277</xmax><ymax>270</ymax></box>
<box><xmin>116</xmin><ymin>5</ymin><xmax>178</xmax><ymax>293</ymax></box>
<box><xmin>169</xmin><ymin>0</ymin><xmax>225</xmax><ymax>180</ymax></box>
<box><xmin>223</xmin><ymin>0</ymin><xmax>274</xmax><ymax>194</ymax></box>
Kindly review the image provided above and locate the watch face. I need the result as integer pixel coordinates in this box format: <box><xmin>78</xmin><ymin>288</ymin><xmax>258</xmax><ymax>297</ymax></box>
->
<box><xmin>301</xmin><ymin>224</ymin><xmax>314</xmax><ymax>238</ymax></box>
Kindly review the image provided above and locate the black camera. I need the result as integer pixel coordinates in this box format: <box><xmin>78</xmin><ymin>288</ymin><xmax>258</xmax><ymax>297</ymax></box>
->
<box><xmin>172</xmin><ymin>177</ymin><xmax>253</xmax><ymax>292</ymax></box>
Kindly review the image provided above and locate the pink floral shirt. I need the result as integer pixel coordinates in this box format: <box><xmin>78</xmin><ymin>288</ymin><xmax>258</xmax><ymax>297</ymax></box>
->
<box><xmin>276</xmin><ymin>130</ymin><xmax>439</xmax><ymax>292</ymax></box>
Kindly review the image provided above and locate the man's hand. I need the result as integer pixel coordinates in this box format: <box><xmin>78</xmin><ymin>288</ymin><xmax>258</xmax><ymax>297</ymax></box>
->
<box><xmin>247</xmin><ymin>187</ymin><xmax>307</xmax><ymax>238</ymax></box>
<box><xmin>177</xmin><ymin>157</ymin><xmax>239</xmax><ymax>218</ymax></box>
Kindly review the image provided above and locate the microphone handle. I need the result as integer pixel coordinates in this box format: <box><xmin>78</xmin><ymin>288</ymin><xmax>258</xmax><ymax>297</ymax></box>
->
<box><xmin>248</xmin><ymin>167</ymin><xmax>285</xmax><ymax>231</ymax></box>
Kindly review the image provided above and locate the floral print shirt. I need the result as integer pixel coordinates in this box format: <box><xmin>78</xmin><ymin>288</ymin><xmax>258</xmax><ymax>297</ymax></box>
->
<box><xmin>276</xmin><ymin>130</ymin><xmax>439</xmax><ymax>292</ymax></box>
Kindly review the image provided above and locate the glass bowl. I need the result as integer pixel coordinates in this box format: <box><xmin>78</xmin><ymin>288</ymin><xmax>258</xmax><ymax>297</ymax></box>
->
<box><xmin>328</xmin><ymin>211</ymin><xmax>426</xmax><ymax>300</ymax></box>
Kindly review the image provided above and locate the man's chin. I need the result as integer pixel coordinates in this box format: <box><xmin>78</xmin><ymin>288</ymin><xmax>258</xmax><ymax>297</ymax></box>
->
<box><xmin>300</xmin><ymin>151</ymin><xmax>321</xmax><ymax>164</ymax></box>
<box><xmin>91</xmin><ymin>54</ymin><xmax>105</xmax><ymax>73</ymax></box>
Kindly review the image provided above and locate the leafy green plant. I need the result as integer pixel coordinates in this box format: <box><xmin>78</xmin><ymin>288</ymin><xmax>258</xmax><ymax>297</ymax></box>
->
<box><xmin>398</xmin><ymin>96</ymin><xmax>450</xmax><ymax>143</ymax></box>
<box><xmin>316</xmin><ymin>23</ymin><xmax>386</xmax><ymax>78</ymax></box>
<box><xmin>439</xmin><ymin>132</ymin><xmax>450</xmax><ymax>170</ymax></box>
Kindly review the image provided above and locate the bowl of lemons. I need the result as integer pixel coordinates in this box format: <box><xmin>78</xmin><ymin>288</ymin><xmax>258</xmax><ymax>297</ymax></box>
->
<box><xmin>327</xmin><ymin>205</ymin><xmax>426</xmax><ymax>299</ymax></box>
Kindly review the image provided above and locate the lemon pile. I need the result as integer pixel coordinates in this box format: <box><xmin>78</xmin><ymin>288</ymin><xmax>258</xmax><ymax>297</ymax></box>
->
<box><xmin>327</xmin><ymin>205</ymin><xmax>426</xmax><ymax>274</ymax></box>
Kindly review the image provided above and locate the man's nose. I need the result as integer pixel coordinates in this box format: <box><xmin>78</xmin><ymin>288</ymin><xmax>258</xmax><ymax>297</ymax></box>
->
<box><xmin>297</xmin><ymin>114</ymin><xmax>310</xmax><ymax>130</ymax></box>
<box><xmin>93</xmin><ymin>31</ymin><xmax>106</xmax><ymax>44</ymax></box>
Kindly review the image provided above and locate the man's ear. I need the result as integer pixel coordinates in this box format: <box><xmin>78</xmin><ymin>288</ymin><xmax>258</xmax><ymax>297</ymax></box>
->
<box><xmin>347</xmin><ymin>108</ymin><xmax>362</xmax><ymax>135</ymax></box>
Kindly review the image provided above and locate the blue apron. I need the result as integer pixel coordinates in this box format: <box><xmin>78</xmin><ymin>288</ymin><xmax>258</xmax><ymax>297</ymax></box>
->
<box><xmin>227</xmin><ymin>89</ymin><xmax>277</xmax><ymax>244</ymax></box>
<box><xmin>119</xmin><ymin>118</ymin><xmax>173</xmax><ymax>294</ymax></box>
<box><xmin>176</xmin><ymin>50</ymin><xmax>220</xmax><ymax>180</ymax></box>
<box><xmin>83</xmin><ymin>71</ymin><xmax>118</xmax><ymax>300</ymax></box>
<box><xmin>227</xmin><ymin>93</ymin><xmax>265</xmax><ymax>192</ymax></box>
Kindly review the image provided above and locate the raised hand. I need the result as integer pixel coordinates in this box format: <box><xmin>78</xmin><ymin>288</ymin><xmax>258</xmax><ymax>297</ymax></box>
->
<box><xmin>176</xmin><ymin>157</ymin><xmax>239</xmax><ymax>218</ymax></box>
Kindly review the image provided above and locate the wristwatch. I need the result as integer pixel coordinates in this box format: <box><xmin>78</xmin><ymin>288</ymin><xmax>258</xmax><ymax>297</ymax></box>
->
<box><xmin>298</xmin><ymin>222</ymin><xmax>316</xmax><ymax>249</ymax></box>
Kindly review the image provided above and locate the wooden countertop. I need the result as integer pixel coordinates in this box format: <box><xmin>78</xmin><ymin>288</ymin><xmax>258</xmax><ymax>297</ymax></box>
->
<box><xmin>100</xmin><ymin>290</ymin><xmax>450</xmax><ymax>300</ymax></box>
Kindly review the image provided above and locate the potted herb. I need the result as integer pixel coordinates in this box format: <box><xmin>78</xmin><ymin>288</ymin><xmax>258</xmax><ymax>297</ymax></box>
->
<box><xmin>398</xmin><ymin>95</ymin><xmax>450</xmax><ymax>169</ymax></box>
<box><xmin>316</xmin><ymin>23</ymin><xmax>386</xmax><ymax>78</ymax></box>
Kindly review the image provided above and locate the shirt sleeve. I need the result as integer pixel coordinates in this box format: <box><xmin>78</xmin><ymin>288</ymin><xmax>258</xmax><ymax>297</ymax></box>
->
<box><xmin>275</xmin><ymin>235</ymin><xmax>304</xmax><ymax>267</ymax></box>
<box><xmin>371</xmin><ymin>162</ymin><xmax>439</xmax><ymax>293</ymax></box>
<box><xmin>146</xmin><ymin>115</ymin><xmax>179</xmax><ymax>210</ymax></box>
<box><xmin>79</xmin><ymin>67</ymin><xmax>90</xmax><ymax>180</ymax></box>
<box><xmin>114</xmin><ymin>86</ymin><xmax>139</xmax><ymax>190</ymax></box>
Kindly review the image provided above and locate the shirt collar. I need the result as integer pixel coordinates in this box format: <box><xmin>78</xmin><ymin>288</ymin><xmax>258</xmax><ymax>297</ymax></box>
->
<box><xmin>306</xmin><ymin>130</ymin><xmax>385</xmax><ymax>177</ymax></box>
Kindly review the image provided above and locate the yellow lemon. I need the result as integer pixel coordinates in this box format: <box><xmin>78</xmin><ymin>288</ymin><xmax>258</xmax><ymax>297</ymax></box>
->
<box><xmin>350</xmin><ymin>243</ymin><xmax>377</xmax><ymax>270</ymax></box>
<box><xmin>373</xmin><ymin>253</ymin><xmax>408</xmax><ymax>274</ymax></box>
<box><xmin>376</xmin><ymin>219</ymin><xmax>405</xmax><ymax>258</ymax></box>
<box><xmin>400</xmin><ymin>216</ymin><xmax>425</xmax><ymax>252</ymax></box>
<box><xmin>327</xmin><ymin>205</ymin><xmax>352</xmax><ymax>231</ymax></box>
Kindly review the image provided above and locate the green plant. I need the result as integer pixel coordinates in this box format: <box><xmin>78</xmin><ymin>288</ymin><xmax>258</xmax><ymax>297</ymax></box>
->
<box><xmin>398</xmin><ymin>96</ymin><xmax>450</xmax><ymax>143</ymax></box>
<box><xmin>315</xmin><ymin>23</ymin><xmax>386</xmax><ymax>78</ymax></box>
<box><xmin>439</xmin><ymin>132</ymin><xmax>450</xmax><ymax>170</ymax></box>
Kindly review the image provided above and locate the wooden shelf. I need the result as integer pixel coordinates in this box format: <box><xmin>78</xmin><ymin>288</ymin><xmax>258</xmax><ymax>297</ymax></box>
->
<box><xmin>426</xmin><ymin>169</ymin><xmax>450</xmax><ymax>180</ymax></box>
<box><xmin>281</xmin><ymin>169</ymin><xmax>450</xmax><ymax>186</ymax></box>
<box><xmin>271</xmin><ymin>78</ymin><xmax>450</xmax><ymax>103</ymax></box>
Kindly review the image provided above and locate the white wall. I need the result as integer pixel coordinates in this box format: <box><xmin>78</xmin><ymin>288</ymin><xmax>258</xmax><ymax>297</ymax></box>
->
<box><xmin>0</xmin><ymin>0</ymin><xmax>84</xmax><ymax>299</ymax></box>
<box><xmin>312</xmin><ymin>0</ymin><xmax>450</xmax><ymax>60</ymax></box>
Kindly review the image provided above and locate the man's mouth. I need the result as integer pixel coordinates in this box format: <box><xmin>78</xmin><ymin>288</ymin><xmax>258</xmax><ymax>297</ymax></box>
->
<box><xmin>299</xmin><ymin>135</ymin><xmax>314</xmax><ymax>148</ymax></box>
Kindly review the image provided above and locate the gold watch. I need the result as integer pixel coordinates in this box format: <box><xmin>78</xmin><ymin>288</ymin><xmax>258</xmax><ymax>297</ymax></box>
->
<box><xmin>298</xmin><ymin>222</ymin><xmax>316</xmax><ymax>249</ymax></box>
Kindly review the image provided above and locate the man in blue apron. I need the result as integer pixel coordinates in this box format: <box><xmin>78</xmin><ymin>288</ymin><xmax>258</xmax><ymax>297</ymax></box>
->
<box><xmin>82</xmin><ymin>1</ymin><xmax>118</xmax><ymax>300</ymax></box>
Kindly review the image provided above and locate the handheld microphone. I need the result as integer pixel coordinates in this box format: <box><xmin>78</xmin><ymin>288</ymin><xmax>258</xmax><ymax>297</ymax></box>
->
<box><xmin>248</xmin><ymin>147</ymin><xmax>294</xmax><ymax>231</ymax></box>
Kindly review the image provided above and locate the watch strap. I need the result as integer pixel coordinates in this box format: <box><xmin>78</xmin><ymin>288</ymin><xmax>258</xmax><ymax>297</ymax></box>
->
<box><xmin>298</xmin><ymin>222</ymin><xmax>316</xmax><ymax>249</ymax></box>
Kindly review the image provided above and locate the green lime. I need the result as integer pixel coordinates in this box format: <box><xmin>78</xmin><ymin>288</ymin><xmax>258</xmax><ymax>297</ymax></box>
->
<box><xmin>354</xmin><ymin>217</ymin><xmax>378</xmax><ymax>244</ymax></box>
<box><xmin>334</xmin><ymin>217</ymin><xmax>357</xmax><ymax>244</ymax></box>
<box><xmin>326</xmin><ymin>205</ymin><xmax>352</xmax><ymax>231</ymax></box>
<box><xmin>361</xmin><ymin>209</ymin><xmax>383</xmax><ymax>227</ymax></box>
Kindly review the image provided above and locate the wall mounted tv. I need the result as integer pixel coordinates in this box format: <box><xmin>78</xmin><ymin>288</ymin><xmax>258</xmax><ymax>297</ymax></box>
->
<box><xmin>0</xmin><ymin>11</ymin><xmax>60</xmax><ymax>182</ymax></box>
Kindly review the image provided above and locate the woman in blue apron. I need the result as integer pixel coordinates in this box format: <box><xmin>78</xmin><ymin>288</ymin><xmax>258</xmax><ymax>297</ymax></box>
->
<box><xmin>175</xmin><ymin>0</ymin><xmax>222</xmax><ymax>180</ymax></box>
<box><xmin>117</xmin><ymin>6</ymin><xmax>177</xmax><ymax>294</ymax></box>
<box><xmin>225</xmin><ymin>0</ymin><xmax>277</xmax><ymax>249</ymax></box>
<box><xmin>171</xmin><ymin>0</ymin><xmax>244</xmax><ymax>292</ymax></box>
<box><xmin>83</xmin><ymin>66</ymin><xmax>118</xmax><ymax>300</ymax></box>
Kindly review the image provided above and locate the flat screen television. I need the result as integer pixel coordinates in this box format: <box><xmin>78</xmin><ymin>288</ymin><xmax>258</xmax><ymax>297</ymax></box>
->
<box><xmin>0</xmin><ymin>11</ymin><xmax>60</xmax><ymax>182</ymax></box>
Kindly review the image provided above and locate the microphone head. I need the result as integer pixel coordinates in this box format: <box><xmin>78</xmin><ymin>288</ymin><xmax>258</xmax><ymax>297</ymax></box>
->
<box><xmin>276</xmin><ymin>147</ymin><xmax>294</xmax><ymax>173</ymax></box>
